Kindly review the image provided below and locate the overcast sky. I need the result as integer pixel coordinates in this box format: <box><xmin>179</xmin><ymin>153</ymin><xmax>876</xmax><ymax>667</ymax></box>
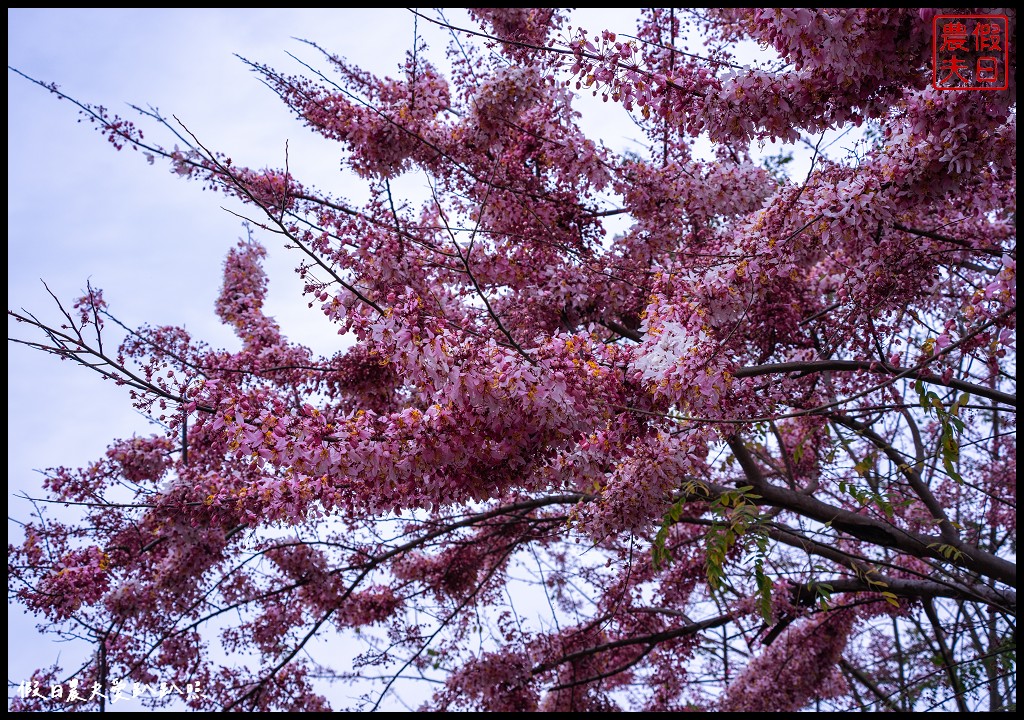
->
<box><xmin>8</xmin><ymin>8</ymin><xmax>656</xmax><ymax>709</ymax></box>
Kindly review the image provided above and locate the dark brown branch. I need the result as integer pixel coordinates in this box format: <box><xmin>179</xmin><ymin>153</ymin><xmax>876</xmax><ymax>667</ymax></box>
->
<box><xmin>829</xmin><ymin>413</ymin><xmax>960</xmax><ymax>545</ymax></box>
<box><xmin>923</xmin><ymin>598</ymin><xmax>970</xmax><ymax>713</ymax></box>
<box><xmin>725</xmin><ymin>436</ymin><xmax>1017</xmax><ymax>588</ymax></box>
<box><xmin>840</xmin><ymin>657</ymin><xmax>902</xmax><ymax>712</ymax></box>
<box><xmin>734</xmin><ymin>359</ymin><xmax>1015</xmax><ymax>408</ymax></box>
<box><xmin>531</xmin><ymin>612</ymin><xmax>733</xmax><ymax>676</ymax></box>
<box><xmin>598</xmin><ymin>319</ymin><xmax>642</xmax><ymax>343</ymax></box>
<box><xmin>893</xmin><ymin>223</ymin><xmax>1003</xmax><ymax>256</ymax></box>
<box><xmin>794</xmin><ymin>575</ymin><xmax>1016</xmax><ymax>614</ymax></box>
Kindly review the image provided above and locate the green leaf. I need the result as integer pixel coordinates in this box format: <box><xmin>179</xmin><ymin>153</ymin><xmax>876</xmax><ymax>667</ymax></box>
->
<box><xmin>755</xmin><ymin>565</ymin><xmax>773</xmax><ymax>622</ymax></box>
<box><xmin>793</xmin><ymin>441</ymin><xmax>805</xmax><ymax>464</ymax></box>
<box><xmin>943</xmin><ymin>456</ymin><xmax>964</xmax><ymax>485</ymax></box>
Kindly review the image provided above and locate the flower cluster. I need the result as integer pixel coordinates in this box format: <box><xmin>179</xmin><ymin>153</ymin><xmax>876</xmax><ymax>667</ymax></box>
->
<box><xmin>9</xmin><ymin>7</ymin><xmax>1015</xmax><ymax>713</ymax></box>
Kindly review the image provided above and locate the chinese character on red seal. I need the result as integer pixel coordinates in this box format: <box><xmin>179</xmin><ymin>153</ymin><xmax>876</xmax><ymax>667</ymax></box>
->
<box><xmin>939</xmin><ymin>21</ymin><xmax>969</xmax><ymax>52</ymax></box>
<box><xmin>933</xmin><ymin>14</ymin><xmax>1009</xmax><ymax>90</ymax></box>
